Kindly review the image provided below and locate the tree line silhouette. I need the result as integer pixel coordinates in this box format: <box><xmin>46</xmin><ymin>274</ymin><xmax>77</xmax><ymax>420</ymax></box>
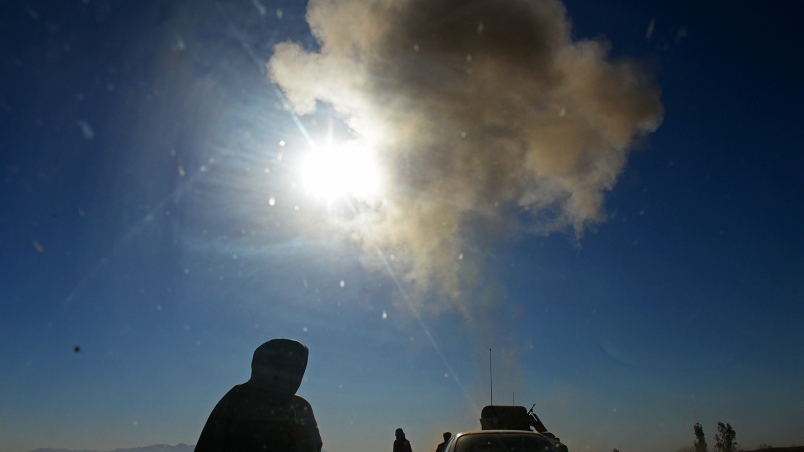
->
<box><xmin>676</xmin><ymin>422</ymin><xmax>737</xmax><ymax>452</ymax></box>
<box><xmin>676</xmin><ymin>422</ymin><xmax>804</xmax><ymax>452</ymax></box>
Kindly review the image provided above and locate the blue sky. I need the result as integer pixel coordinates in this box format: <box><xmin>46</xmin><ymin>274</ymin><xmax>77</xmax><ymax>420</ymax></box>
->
<box><xmin>1</xmin><ymin>1</ymin><xmax>802</xmax><ymax>452</ymax></box>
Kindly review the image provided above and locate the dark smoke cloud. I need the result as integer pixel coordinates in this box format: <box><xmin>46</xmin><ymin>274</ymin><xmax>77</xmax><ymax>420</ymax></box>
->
<box><xmin>268</xmin><ymin>0</ymin><xmax>663</xmax><ymax>313</ymax></box>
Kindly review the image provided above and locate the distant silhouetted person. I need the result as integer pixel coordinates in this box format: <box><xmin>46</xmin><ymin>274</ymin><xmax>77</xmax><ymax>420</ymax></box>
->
<box><xmin>435</xmin><ymin>432</ymin><xmax>452</xmax><ymax>452</ymax></box>
<box><xmin>394</xmin><ymin>428</ymin><xmax>413</xmax><ymax>452</ymax></box>
<box><xmin>195</xmin><ymin>338</ymin><xmax>322</xmax><ymax>452</ymax></box>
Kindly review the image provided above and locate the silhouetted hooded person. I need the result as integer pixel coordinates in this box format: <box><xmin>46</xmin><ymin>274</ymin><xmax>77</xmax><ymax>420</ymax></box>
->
<box><xmin>196</xmin><ymin>338</ymin><xmax>322</xmax><ymax>452</ymax></box>
<box><xmin>394</xmin><ymin>428</ymin><xmax>413</xmax><ymax>452</ymax></box>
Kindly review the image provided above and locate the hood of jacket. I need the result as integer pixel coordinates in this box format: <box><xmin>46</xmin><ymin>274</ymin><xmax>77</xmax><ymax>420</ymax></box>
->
<box><xmin>249</xmin><ymin>338</ymin><xmax>308</xmax><ymax>395</ymax></box>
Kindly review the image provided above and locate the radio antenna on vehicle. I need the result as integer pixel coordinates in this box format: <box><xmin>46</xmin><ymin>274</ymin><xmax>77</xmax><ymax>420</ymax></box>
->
<box><xmin>489</xmin><ymin>348</ymin><xmax>493</xmax><ymax>406</ymax></box>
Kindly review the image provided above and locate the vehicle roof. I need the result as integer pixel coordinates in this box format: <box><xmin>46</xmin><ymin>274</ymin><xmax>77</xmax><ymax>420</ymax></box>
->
<box><xmin>455</xmin><ymin>430</ymin><xmax>548</xmax><ymax>436</ymax></box>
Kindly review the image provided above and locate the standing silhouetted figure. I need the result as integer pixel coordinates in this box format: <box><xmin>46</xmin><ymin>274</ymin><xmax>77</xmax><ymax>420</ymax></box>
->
<box><xmin>394</xmin><ymin>428</ymin><xmax>413</xmax><ymax>452</ymax></box>
<box><xmin>435</xmin><ymin>432</ymin><xmax>452</xmax><ymax>452</ymax></box>
<box><xmin>195</xmin><ymin>338</ymin><xmax>323</xmax><ymax>452</ymax></box>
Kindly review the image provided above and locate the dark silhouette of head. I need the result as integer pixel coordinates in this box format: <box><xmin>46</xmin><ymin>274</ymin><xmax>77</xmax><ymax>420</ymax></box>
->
<box><xmin>250</xmin><ymin>338</ymin><xmax>308</xmax><ymax>396</ymax></box>
<box><xmin>396</xmin><ymin>428</ymin><xmax>406</xmax><ymax>440</ymax></box>
<box><xmin>443</xmin><ymin>432</ymin><xmax>452</xmax><ymax>441</ymax></box>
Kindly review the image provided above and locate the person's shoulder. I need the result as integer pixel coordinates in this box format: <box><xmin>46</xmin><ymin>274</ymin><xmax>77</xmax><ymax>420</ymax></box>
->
<box><xmin>221</xmin><ymin>381</ymin><xmax>268</xmax><ymax>401</ymax></box>
<box><xmin>225</xmin><ymin>382</ymin><xmax>249</xmax><ymax>395</ymax></box>
<box><xmin>292</xmin><ymin>394</ymin><xmax>318</xmax><ymax>420</ymax></box>
<box><xmin>292</xmin><ymin>394</ymin><xmax>312</xmax><ymax>405</ymax></box>
<box><xmin>216</xmin><ymin>383</ymin><xmax>245</xmax><ymax>398</ymax></box>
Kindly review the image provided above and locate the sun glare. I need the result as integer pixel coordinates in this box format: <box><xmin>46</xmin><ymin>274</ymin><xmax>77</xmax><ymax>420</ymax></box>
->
<box><xmin>300</xmin><ymin>141</ymin><xmax>383</xmax><ymax>201</ymax></box>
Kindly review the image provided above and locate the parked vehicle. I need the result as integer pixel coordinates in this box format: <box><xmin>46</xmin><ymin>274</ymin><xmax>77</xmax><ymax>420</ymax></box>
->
<box><xmin>478</xmin><ymin>405</ymin><xmax>569</xmax><ymax>452</ymax></box>
<box><xmin>441</xmin><ymin>430</ymin><xmax>556</xmax><ymax>452</ymax></box>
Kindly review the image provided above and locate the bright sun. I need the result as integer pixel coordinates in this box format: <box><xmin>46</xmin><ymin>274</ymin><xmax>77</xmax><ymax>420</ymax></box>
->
<box><xmin>300</xmin><ymin>141</ymin><xmax>383</xmax><ymax>201</ymax></box>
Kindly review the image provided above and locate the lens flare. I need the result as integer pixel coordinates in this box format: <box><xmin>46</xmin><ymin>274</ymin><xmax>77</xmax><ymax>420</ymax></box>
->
<box><xmin>300</xmin><ymin>141</ymin><xmax>382</xmax><ymax>201</ymax></box>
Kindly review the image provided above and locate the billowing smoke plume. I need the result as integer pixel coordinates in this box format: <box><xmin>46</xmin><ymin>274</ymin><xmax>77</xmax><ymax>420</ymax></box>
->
<box><xmin>268</xmin><ymin>0</ymin><xmax>662</xmax><ymax>313</ymax></box>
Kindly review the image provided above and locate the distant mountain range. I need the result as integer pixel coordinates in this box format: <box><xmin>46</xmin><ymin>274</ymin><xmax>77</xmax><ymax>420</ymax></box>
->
<box><xmin>29</xmin><ymin>444</ymin><xmax>195</xmax><ymax>452</ymax></box>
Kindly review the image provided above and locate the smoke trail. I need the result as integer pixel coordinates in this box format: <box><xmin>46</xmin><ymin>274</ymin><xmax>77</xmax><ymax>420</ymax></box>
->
<box><xmin>268</xmin><ymin>0</ymin><xmax>663</xmax><ymax>314</ymax></box>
